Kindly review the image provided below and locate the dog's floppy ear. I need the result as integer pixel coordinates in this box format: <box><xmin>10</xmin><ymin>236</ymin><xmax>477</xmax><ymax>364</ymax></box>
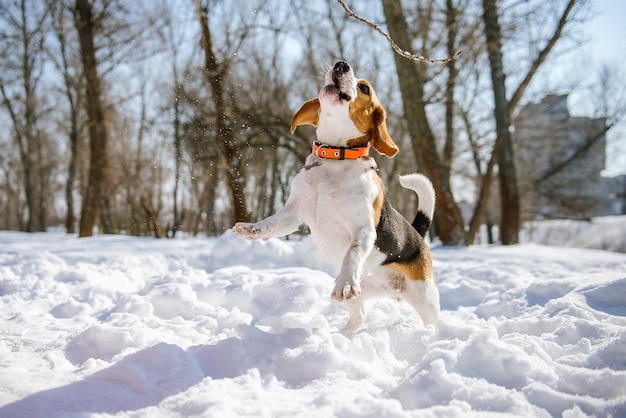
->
<box><xmin>290</xmin><ymin>98</ymin><xmax>320</xmax><ymax>134</ymax></box>
<box><xmin>371</xmin><ymin>106</ymin><xmax>398</xmax><ymax>157</ymax></box>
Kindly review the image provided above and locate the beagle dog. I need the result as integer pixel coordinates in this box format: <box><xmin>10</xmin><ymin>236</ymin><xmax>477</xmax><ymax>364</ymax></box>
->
<box><xmin>233</xmin><ymin>61</ymin><xmax>439</xmax><ymax>332</ymax></box>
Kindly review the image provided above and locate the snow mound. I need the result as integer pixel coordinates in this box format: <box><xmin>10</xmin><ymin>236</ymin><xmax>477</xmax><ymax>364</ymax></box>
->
<box><xmin>0</xmin><ymin>231</ymin><xmax>625</xmax><ymax>417</ymax></box>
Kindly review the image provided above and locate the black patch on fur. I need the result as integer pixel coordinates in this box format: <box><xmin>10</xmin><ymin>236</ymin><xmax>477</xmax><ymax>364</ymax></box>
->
<box><xmin>375</xmin><ymin>195</ymin><xmax>428</xmax><ymax>265</ymax></box>
<box><xmin>411</xmin><ymin>211</ymin><xmax>431</xmax><ymax>238</ymax></box>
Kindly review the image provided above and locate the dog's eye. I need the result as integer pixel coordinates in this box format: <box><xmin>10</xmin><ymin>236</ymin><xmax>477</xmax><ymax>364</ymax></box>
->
<box><xmin>358</xmin><ymin>83</ymin><xmax>370</xmax><ymax>95</ymax></box>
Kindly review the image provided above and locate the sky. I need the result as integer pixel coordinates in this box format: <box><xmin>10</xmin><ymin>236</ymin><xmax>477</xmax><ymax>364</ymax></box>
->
<box><xmin>585</xmin><ymin>0</ymin><xmax>626</xmax><ymax>176</ymax></box>
<box><xmin>587</xmin><ymin>0</ymin><xmax>626</xmax><ymax>63</ymax></box>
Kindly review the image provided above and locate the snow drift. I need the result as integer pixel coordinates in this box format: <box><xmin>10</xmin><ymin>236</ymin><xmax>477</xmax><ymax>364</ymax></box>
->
<box><xmin>0</xmin><ymin>228</ymin><xmax>625</xmax><ymax>417</ymax></box>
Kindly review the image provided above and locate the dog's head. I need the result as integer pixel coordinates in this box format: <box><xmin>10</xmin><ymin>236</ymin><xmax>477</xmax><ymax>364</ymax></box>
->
<box><xmin>290</xmin><ymin>61</ymin><xmax>398</xmax><ymax>158</ymax></box>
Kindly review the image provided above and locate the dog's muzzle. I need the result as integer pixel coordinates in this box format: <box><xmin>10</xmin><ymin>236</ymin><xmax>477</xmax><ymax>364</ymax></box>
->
<box><xmin>332</xmin><ymin>61</ymin><xmax>351</xmax><ymax>84</ymax></box>
<box><xmin>331</xmin><ymin>61</ymin><xmax>352</xmax><ymax>101</ymax></box>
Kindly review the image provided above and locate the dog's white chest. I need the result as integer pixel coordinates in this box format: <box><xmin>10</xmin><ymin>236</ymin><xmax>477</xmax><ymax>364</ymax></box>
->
<box><xmin>293</xmin><ymin>157</ymin><xmax>378</xmax><ymax>265</ymax></box>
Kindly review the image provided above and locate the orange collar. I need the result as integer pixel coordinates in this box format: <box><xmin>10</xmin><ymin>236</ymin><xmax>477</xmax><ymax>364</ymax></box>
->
<box><xmin>312</xmin><ymin>141</ymin><xmax>369</xmax><ymax>160</ymax></box>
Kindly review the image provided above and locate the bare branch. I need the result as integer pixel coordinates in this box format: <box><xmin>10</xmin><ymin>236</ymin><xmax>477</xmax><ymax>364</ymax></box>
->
<box><xmin>508</xmin><ymin>0</ymin><xmax>578</xmax><ymax>115</ymax></box>
<box><xmin>336</xmin><ymin>0</ymin><xmax>463</xmax><ymax>63</ymax></box>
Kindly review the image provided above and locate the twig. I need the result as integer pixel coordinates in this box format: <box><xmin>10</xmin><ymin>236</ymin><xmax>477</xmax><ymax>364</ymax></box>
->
<box><xmin>336</xmin><ymin>0</ymin><xmax>463</xmax><ymax>63</ymax></box>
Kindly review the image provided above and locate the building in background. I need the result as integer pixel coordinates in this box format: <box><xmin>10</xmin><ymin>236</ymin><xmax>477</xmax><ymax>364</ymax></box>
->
<box><xmin>513</xmin><ymin>94</ymin><xmax>625</xmax><ymax>220</ymax></box>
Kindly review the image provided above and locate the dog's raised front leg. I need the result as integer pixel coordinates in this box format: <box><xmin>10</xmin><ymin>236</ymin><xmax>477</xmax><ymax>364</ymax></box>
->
<box><xmin>234</xmin><ymin>172</ymin><xmax>312</xmax><ymax>240</ymax></box>
<box><xmin>232</xmin><ymin>202</ymin><xmax>300</xmax><ymax>241</ymax></box>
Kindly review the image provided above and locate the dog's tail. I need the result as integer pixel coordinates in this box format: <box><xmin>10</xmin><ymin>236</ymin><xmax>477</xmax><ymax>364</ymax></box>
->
<box><xmin>398</xmin><ymin>173</ymin><xmax>436</xmax><ymax>237</ymax></box>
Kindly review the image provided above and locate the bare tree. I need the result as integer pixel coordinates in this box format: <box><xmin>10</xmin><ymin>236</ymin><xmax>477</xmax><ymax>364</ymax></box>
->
<box><xmin>193</xmin><ymin>0</ymin><xmax>252</xmax><ymax>224</ymax></box>
<box><xmin>0</xmin><ymin>0</ymin><xmax>57</xmax><ymax>232</ymax></box>
<box><xmin>74</xmin><ymin>0</ymin><xmax>109</xmax><ymax>237</ymax></box>
<box><xmin>482</xmin><ymin>0</ymin><xmax>520</xmax><ymax>244</ymax></box>
<box><xmin>468</xmin><ymin>0</ymin><xmax>580</xmax><ymax>244</ymax></box>
<box><xmin>0</xmin><ymin>0</ymin><xmax>610</xmax><ymax>242</ymax></box>
<box><xmin>442</xmin><ymin>0</ymin><xmax>459</xmax><ymax>180</ymax></box>
<box><xmin>382</xmin><ymin>0</ymin><xmax>467</xmax><ymax>245</ymax></box>
<box><xmin>145</xmin><ymin>0</ymin><xmax>196</xmax><ymax>237</ymax></box>
<box><xmin>49</xmin><ymin>1</ymin><xmax>83</xmax><ymax>234</ymax></box>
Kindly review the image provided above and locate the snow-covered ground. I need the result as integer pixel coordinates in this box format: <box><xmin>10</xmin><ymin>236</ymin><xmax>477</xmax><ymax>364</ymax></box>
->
<box><xmin>520</xmin><ymin>216</ymin><xmax>626</xmax><ymax>253</ymax></box>
<box><xmin>0</xmin><ymin>220</ymin><xmax>625</xmax><ymax>417</ymax></box>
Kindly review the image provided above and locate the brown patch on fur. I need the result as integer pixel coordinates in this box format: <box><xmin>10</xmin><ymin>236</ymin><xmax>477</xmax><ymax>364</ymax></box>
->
<box><xmin>346</xmin><ymin>134</ymin><xmax>371</xmax><ymax>148</ymax></box>
<box><xmin>372</xmin><ymin>174</ymin><xmax>384</xmax><ymax>227</ymax></box>
<box><xmin>388</xmin><ymin>273</ymin><xmax>406</xmax><ymax>292</ymax></box>
<box><xmin>291</xmin><ymin>98</ymin><xmax>320</xmax><ymax>133</ymax></box>
<box><xmin>348</xmin><ymin>79</ymin><xmax>398</xmax><ymax>158</ymax></box>
<box><xmin>386</xmin><ymin>251</ymin><xmax>433</xmax><ymax>282</ymax></box>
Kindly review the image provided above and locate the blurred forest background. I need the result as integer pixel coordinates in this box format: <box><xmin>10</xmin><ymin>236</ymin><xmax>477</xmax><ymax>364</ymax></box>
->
<box><xmin>1</xmin><ymin>0</ymin><xmax>624</xmax><ymax>245</ymax></box>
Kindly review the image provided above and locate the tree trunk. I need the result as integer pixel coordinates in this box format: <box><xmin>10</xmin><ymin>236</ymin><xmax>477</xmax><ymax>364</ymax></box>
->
<box><xmin>75</xmin><ymin>0</ymin><xmax>108</xmax><ymax>237</ymax></box>
<box><xmin>203</xmin><ymin>165</ymin><xmax>219</xmax><ymax>236</ymax></box>
<box><xmin>1</xmin><ymin>82</ymin><xmax>38</xmax><ymax>233</ymax></box>
<box><xmin>141</xmin><ymin>197</ymin><xmax>163</xmax><ymax>238</ymax></box>
<box><xmin>65</xmin><ymin>112</ymin><xmax>78</xmax><ymax>234</ymax></box>
<box><xmin>193</xmin><ymin>0</ymin><xmax>251</xmax><ymax>224</ymax></box>
<box><xmin>99</xmin><ymin>190</ymin><xmax>114</xmax><ymax>234</ymax></box>
<box><xmin>443</xmin><ymin>0</ymin><xmax>458</xmax><ymax>180</ymax></box>
<box><xmin>191</xmin><ymin>163</ymin><xmax>219</xmax><ymax>236</ymax></box>
<box><xmin>172</xmin><ymin>82</ymin><xmax>183</xmax><ymax>237</ymax></box>
<box><xmin>482</xmin><ymin>0</ymin><xmax>520</xmax><ymax>244</ymax></box>
<box><xmin>52</xmin><ymin>3</ymin><xmax>79</xmax><ymax>234</ymax></box>
<box><xmin>0</xmin><ymin>0</ymin><xmax>47</xmax><ymax>233</ymax></box>
<box><xmin>467</xmin><ymin>151</ymin><xmax>496</xmax><ymax>243</ymax></box>
<box><xmin>382</xmin><ymin>0</ymin><xmax>466</xmax><ymax>245</ymax></box>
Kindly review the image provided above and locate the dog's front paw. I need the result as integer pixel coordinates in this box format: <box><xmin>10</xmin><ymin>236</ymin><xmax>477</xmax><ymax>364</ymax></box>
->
<box><xmin>330</xmin><ymin>278</ymin><xmax>361</xmax><ymax>301</ymax></box>
<box><xmin>232</xmin><ymin>222</ymin><xmax>265</xmax><ymax>240</ymax></box>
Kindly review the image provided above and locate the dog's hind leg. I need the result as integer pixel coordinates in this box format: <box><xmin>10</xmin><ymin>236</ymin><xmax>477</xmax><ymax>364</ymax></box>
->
<box><xmin>403</xmin><ymin>277</ymin><xmax>440</xmax><ymax>326</ymax></box>
<box><xmin>339</xmin><ymin>298</ymin><xmax>366</xmax><ymax>334</ymax></box>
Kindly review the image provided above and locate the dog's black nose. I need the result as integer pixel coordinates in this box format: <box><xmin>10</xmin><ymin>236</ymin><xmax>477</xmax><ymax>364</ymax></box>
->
<box><xmin>333</xmin><ymin>61</ymin><xmax>351</xmax><ymax>75</ymax></box>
